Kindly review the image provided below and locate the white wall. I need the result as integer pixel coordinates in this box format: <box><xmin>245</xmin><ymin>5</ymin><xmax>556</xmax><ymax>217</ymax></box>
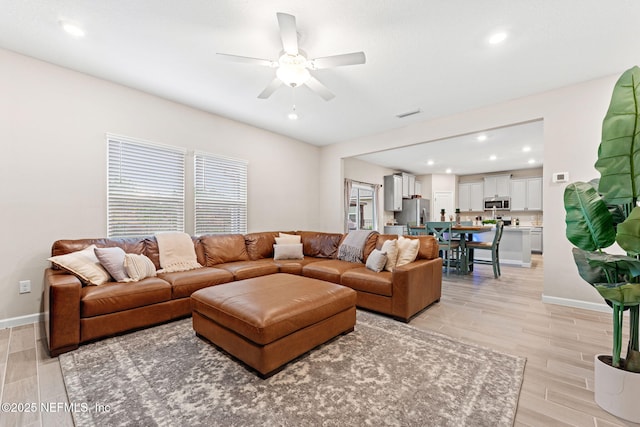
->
<box><xmin>0</xmin><ymin>48</ymin><xmax>320</xmax><ymax>323</ymax></box>
<box><xmin>319</xmin><ymin>73</ymin><xmax>620</xmax><ymax>310</ymax></box>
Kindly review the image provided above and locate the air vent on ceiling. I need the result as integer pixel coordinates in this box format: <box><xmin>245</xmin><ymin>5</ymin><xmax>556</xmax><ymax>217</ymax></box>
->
<box><xmin>396</xmin><ymin>109</ymin><xmax>421</xmax><ymax>119</ymax></box>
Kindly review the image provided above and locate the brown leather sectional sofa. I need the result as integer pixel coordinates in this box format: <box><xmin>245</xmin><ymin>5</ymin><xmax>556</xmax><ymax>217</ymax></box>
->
<box><xmin>45</xmin><ymin>231</ymin><xmax>443</xmax><ymax>356</ymax></box>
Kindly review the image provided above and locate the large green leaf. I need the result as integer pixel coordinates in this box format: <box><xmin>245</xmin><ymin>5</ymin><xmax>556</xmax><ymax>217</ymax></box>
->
<box><xmin>572</xmin><ymin>248</ymin><xmax>610</xmax><ymax>286</ymax></box>
<box><xmin>617</xmin><ymin>206</ymin><xmax>640</xmax><ymax>255</ymax></box>
<box><xmin>595</xmin><ymin>66</ymin><xmax>640</xmax><ymax>206</ymax></box>
<box><xmin>595</xmin><ymin>282</ymin><xmax>640</xmax><ymax>305</ymax></box>
<box><xmin>564</xmin><ymin>182</ymin><xmax>616</xmax><ymax>250</ymax></box>
<box><xmin>572</xmin><ymin>248</ymin><xmax>640</xmax><ymax>289</ymax></box>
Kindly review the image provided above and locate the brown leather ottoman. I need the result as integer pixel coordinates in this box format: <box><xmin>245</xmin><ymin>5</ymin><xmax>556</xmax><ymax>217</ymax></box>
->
<box><xmin>190</xmin><ymin>273</ymin><xmax>357</xmax><ymax>378</ymax></box>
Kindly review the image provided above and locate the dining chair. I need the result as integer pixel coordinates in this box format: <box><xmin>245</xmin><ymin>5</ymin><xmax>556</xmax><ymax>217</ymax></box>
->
<box><xmin>425</xmin><ymin>221</ymin><xmax>460</xmax><ymax>275</ymax></box>
<box><xmin>407</xmin><ymin>225</ymin><xmax>428</xmax><ymax>236</ymax></box>
<box><xmin>465</xmin><ymin>220</ymin><xmax>504</xmax><ymax>278</ymax></box>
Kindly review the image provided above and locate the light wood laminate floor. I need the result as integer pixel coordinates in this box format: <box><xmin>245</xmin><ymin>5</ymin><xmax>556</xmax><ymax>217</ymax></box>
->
<box><xmin>1</xmin><ymin>254</ymin><xmax>637</xmax><ymax>426</ymax></box>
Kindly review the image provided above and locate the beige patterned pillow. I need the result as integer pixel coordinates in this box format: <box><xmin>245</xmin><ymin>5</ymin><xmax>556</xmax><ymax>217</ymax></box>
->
<box><xmin>48</xmin><ymin>244</ymin><xmax>111</xmax><ymax>286</ymax></box>
<box><xmin>124</xmin><ymin>254</ymin><xmax>157</xmax><ymax>281</ymax></box>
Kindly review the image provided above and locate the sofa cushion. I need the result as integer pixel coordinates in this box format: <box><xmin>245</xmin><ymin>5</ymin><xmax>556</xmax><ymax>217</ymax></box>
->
<box><xmin>341</xmin><ymin>267</ymin><xmax>393</xmax><ymax>297</ymax></box>
<box><xmin>201</xmin><ymin>234</ymin><xmax>250</xmax><ymax>266</ymax></box>
<box><xmin>244</xmin><ymin>231</ymin><xmax>280</xmax><ymax>260</ymax></box>
<box><xmin>273</xmin><ymin>257</ymin><xmax>325</xmax><ymax>275</ymax></box>
<box><xmin>158</xmin><ymin>267</ymin><xmax>234</xmax><ymax>299</ymax></box>
<box><xmin>51</xmin><ymin>237</ymin><xmax>146</xmax><ymax>258</ymax></box>
<box><xmin>302</xmin><ymin>259</ymin><xmax>362</xmax><ymax>284</ymax></box>
<box><xmin>81</xmin><ymin>278</ymin><xmax>171</xmax><ymax>317</ymax></box>
<box><xmin>215</xmin><ymin>259</ymin><xmax>279</xmax><ymax>280</ymax></box>
<box><xmin>297</xmin><ymin>231</ymin><xmax>343</xmax><ymax>259</ymax></box>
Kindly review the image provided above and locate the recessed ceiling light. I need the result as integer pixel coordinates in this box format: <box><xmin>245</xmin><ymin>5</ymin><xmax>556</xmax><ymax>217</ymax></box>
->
<box><xmin>60</xmin><ymin>21</ymin><xmax>85</xmax><ymax>38</ymax></box>
<box><xmin>488</xmin><ymin>31</ymin><xmax>507</xmax><ymax>45</ymax></box>
<box><xmin>477</xmin><ymin>134</ymin><xmax>487</xmax><ymax>142</ymax></box>
<box><xmin>445</xmin><ymin>168</ymin><xmax>452</xmax><ymax>174</ymax></box>
<box><xmin>427</xmin><ymin>160</ymin><xmax>434</xmax><ymax>166</ymax></box>
<box><xmin>528</xmin><ymin>159</ymin><xmax>535</xmax><ymax>164</ymax></box>
<box><xmin>287</xmin><ymin>111</ymin><xmax>298</xmax><ymax>120</ymax></box>
<box><xmin>522</xmin><ymin>146</ymin><xmax>531</xmax><ymax>152</ymax></box>
<box><xmin>489</xmin><ymin>155</ymin><xmax>497</xmax><ymax>161</ymax></box>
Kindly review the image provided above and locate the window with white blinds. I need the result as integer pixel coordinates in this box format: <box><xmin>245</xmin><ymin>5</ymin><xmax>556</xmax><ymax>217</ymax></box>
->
<box><xmin>194</xmin><ymin>152</ymin><xmax>248</xmax><ymax>235</ymax></box>
<box><xmin>107</xmin><ymin>135</ymin><xmax>186</xmax><ymax>237</ymax></box>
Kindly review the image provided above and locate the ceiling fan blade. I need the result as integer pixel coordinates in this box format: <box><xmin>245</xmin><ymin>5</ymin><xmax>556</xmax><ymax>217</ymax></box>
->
<box><xmin>310</xmin><ymin>52</ymin><xmax>366</xmax><ymax>69</ymax></box>
<box><xmin>305</xmin><ymin>76</ymin><xmax>335</xmax><ymax>101</ymax></box>
<box><xmin>276</xmin><ymin>12</ymin><xmax>299</xmax><ymax>55</ymax></box>
<box><xmin>257</xmin><ymin>78</ymin><xmax>283</xmax><ymax>99</ymax></box>
<box><xmin>217</xmin><ymin>53</ymin><xmax>276</xmax><ymax>67</ymax></box>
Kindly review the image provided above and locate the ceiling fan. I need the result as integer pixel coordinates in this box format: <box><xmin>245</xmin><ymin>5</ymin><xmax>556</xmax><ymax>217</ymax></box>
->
<box><xmin>217</xmin><ymin>12</ymin><xmax>366</xmax><ymax>101</ymax></box>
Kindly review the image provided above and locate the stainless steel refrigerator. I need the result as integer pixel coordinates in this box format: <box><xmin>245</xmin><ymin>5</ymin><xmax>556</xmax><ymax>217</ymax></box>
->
<box><xmin>394</xmin><ymin>199</ymin><xmax>430</xmax><ymax>226</ymax></box>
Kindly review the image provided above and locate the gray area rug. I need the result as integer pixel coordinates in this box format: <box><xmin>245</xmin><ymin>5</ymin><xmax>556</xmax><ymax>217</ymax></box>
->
<box><xmin>60</xmin><ymin>311</ymin><xmax>525</xmax><ymax>426</ymax></box>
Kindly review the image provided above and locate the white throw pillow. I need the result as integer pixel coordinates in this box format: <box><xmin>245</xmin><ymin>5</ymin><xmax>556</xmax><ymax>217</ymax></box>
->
<box><xmin>396</xmin><ymin>236</ymin><xmax>420</xmax><ymax>267</ymax></box>
<box><xmin>124</xmin><ymin>254</ymin><xmax>157</xmax><ymax>281</ymax></box>
<box><xmin>366</xmin><ymin>249</ymin><xmax>388</xmax><ymax>273</ymax></box>
<box><xmin>273</xmin><ymin>243</ymin><xmax>304</xmax><ymax>260</ymax></box>
<box><xmin>381</xmin><ymin>239</ymin><xmax>399</xmax><ymax>272</ymax></box>
<box><xmin>48</xmin><ymin>245</ymin><xmax>111</xmax><ymax>286</ymax></box>
<box><xmin>275</xmin><ymin>233</ymin><xmax>301</xmax><ymax>245</ymax></box>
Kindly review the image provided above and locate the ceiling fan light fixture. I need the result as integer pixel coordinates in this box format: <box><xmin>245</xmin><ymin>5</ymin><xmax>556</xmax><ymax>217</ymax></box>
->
<box><xmin>287</xmin><ymin>105</ymin><xmax>299</xmax><ymax>120</ymax></box>
<box><xmin>277</xmin><ymin>54</ymin><xmax>310</xmax><ymax>87</ymax></box>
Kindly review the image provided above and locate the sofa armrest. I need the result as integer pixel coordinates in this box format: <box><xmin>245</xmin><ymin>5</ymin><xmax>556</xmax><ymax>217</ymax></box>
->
<box><xmin>390</xmin><ymin>258</ymin><xmax>443</xmax><ymax>322</ymax></box>
<box><xmin>44</xmin><ymin>268</ymin><xmax>81</xmax><ymax>356</ymax></box>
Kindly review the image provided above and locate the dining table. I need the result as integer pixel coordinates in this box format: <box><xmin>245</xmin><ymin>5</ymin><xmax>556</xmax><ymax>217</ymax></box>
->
<box><xmin>409</xmin><ymin>223</ymin><xmax>493</xmax><ymax>274</ymax></box>
<box><xmin>451</xmin><ymin>225</ymin><xmax>494</xmax><ymax>274</ymax></box>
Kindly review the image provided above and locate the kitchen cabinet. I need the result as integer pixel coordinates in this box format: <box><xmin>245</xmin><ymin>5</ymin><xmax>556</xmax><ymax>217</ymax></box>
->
<box><xmin>414</xmin><ymin>181</ymin><xmax>422</xmax><ymax>197</ymax></box>
<box><xmin>510</xmin><ymin>177</ymin><xmax>542</xmax><ymax>211</ymax></box>
<box><xmin>384</xmin><ymin>174</ymin><xmax>403</xmax><ymax>211</ymax></box>
<box><xmin>458</xmin><ymin>182</ymin><xmax>484</xmax><ymax>211</ymax></box>
<box><xmin>531</xmin><ymin>226</ymin><xmax>543</xmax><ymax>253</ymax></box>
<box><xmin>484</xmin><ymin>174</ymin><xmax>511</xmax><ymax>198</ymax></box>
<box><xmin>399</xmin><ymin>172</ymin><xmax>416</xmax><ymax>198</ymax></box>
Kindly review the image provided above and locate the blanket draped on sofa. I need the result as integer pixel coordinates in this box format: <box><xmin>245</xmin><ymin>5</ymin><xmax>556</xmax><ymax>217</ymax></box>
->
<box><xmin>155</xmin><ymin>232</ymin><xmax>202</xmax><ymax>272</ymax></box>
<box><xmin>338</xmin><ymin>230</ymin><xmax>376</xmax><ymax>263</ymax></box>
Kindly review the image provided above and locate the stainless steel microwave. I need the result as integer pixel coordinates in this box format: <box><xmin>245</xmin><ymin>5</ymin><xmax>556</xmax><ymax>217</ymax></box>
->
<box><xmin>484</xmin><ymin>197</ymin><xmax>511</xmax><ymax>211</ymax></box>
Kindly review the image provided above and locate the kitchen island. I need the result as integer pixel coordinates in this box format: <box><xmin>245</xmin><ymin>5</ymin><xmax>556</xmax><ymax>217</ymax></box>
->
<box><xmin>473</xmin><ymin>226</ymin><xmax>532</xmax><ymax>267</ymax></box>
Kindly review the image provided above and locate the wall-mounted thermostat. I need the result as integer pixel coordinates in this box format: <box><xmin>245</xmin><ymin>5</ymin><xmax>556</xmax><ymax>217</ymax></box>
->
<box><xmin>553</xmin><ymin>172</ymin><xmax>569</xmax><ymax>183</ymax></box>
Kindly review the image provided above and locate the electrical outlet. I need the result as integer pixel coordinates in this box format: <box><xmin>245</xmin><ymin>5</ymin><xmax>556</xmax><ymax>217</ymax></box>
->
<box><xmin>19</xmin><ymin>280</ymin><xmax>31</xmax><ymax>294</ymax></box>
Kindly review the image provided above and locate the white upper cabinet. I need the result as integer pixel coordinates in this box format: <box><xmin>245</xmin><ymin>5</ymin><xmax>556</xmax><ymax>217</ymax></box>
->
<box><xmin>483</xmin><ymin>174</ymin><xmax>511</xmax><ymax>198</ymax></box>
<box><xmin>384</xmin><ymin>175</ymin><xmax>403</xmax><ymax>211</ymax></box>
<box><xmin>400</xmin><ymin>172</ymin><xmax>416</xmax><ymax>198</ymax></box>
<box><xmin>458</xmin><ymin>181</ymin><xmax>484</xmax><ymax>211</ymax></box>
<box><xmin>510</xmin><ymin>177</ymin><xmax>542</xmax><ymax>211</ymax></box>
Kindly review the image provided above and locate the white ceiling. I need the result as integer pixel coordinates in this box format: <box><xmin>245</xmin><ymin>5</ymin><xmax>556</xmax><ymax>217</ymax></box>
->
<box><xmin>1</xmin><ymin>1</ymin><xmax>638</xmax><ymax>172</ymax></box>
<box><xmin>356</xmin><ymin>120</ymin><xmax>544</xmax><ymax>176</ymax></box>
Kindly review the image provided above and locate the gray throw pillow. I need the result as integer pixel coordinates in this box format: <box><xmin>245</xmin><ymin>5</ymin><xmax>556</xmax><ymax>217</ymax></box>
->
<box><xmin>366</xmin><ymin>249</ymin><xmax>388</xmax><ymax>273</ymax></box>
<box><xmin>94</xmin><ymin>246</ymin><xmax>129</xmax><ymax>282</ymax></box>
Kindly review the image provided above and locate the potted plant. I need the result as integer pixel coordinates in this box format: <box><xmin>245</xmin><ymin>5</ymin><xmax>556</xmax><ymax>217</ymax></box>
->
<box><xmin>564</xmin><ymin>66</ymin><xmax>640</xmax><ymax>422</ymax></box>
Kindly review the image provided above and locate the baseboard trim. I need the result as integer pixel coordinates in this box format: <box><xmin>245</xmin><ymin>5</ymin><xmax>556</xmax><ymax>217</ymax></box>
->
<box><xmin>542</xmin><ymin>295</ymin><xmax>611</xmax><ymax>313</ymax></box>
<box><xmin>0</xmin><ymin>312</ymin><xmax>44</xmax><ymax>329</ymax></box>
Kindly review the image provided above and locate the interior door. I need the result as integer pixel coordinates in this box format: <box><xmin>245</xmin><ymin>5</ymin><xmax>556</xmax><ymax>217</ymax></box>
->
<box><xmin>432</xmin><ymin>191</ymin><xmax>454</xmax><ymax>221</ymax></box>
